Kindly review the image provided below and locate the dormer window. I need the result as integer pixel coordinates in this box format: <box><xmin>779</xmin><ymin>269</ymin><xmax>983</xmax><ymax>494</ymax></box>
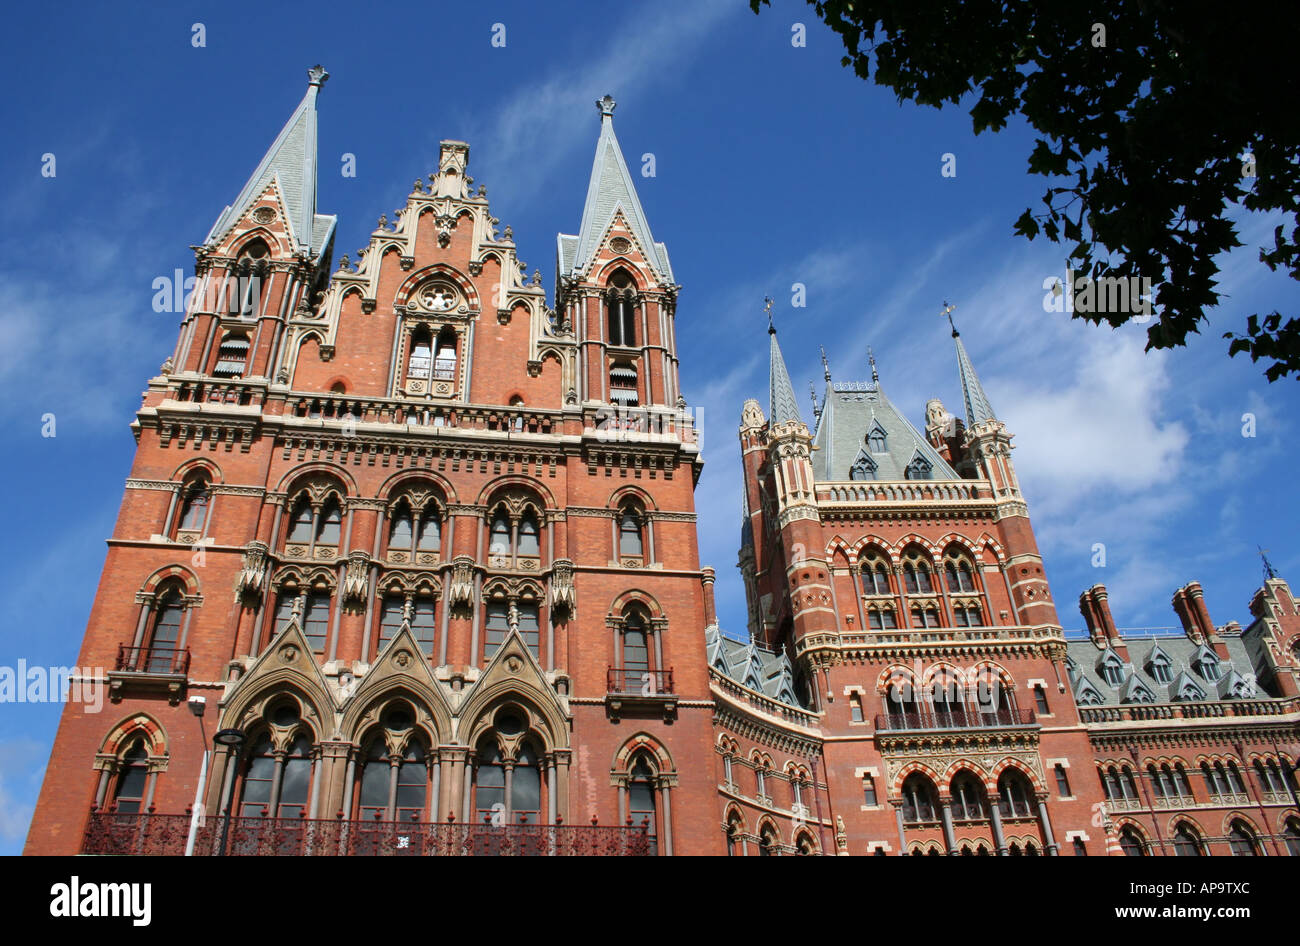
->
<box><xmin>849</xmin><ymin>451</ymin><xmax>876</xmax><ymax>481</ymax></box>
<box><xmin>1194</xmin><ymin>649</ymin><xmax>1221</xmax><ymax>681</ymax></box>
<box><xmin>1149</xmin><ymin>656</ymin><xmax>1172</xmax><ymax>684</ymax></box>
<box><xmin>1098</xmin><ymin>651</ymin><xmax>1125</xmax><ymax>687</ymax></box>
<box><xmin>867</xmin><ymin>423</ymin><xmax>887</xmax><ymax>453</ymax></box>
<box><xmin>904</xmin><ymin>453</ymin><xmax>933</xmax><ymax>480</ymax></box>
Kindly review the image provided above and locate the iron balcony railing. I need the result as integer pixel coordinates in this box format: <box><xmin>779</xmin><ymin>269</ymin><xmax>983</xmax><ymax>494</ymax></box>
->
<box><xmin>115</xmin><ymin>644</ymin><xmax>190</xmax><ymax>676</ymax></box>
<box><xmin>874</xmin><ymin>707</ymin><xmax>1037</xmax><ymax>732</ymax></box>
<box><xmin>80</xmin><ymin>810</ymin><xmax>651</xmax><ymax>857</ymax></box>
<box><xmin>607</xmin><ymin>668</ymin><xmax>675</xmax><ymax>696</ymax></box>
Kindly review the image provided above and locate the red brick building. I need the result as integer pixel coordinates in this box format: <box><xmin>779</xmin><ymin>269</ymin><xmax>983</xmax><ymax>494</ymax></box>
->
<box><xmin>710</xmin><ymin>316</ymin><xmax>1300</xmax><ymax>856</ymax></box>
<box><xmin>24</xmin><ymin>69</ymin><xmax>1300</xmax><ymax>856</ymax></box>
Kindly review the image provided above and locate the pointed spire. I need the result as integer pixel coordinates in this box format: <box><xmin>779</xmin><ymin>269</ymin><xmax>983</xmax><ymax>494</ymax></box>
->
<box><xmin>204</xmin><ymin>65</ymin><xmax>334</xmax><ymax>256</ymax></box>
<box><xmin>954</xmin><ymin>333</ymin><xmax>998</xmax><ymax>427</ymax></box>
<box><xmin>820</xmin><ymin>345</ymin><xmax>831</xmax><ymax>382</ymax></box>
<box><xmin>768</xmin><ymin>308</ymin><xmax>803</xmax><ymax>427</ymax></box>
<box><xmin>868</xmin><ymin>347</ymin><xmax>879</xmax><ymax>387</ymax></box>
<box><xmin>566</xmin><ymin>95</ymin><xmax>672</xmax><ymax>281</ymax></box>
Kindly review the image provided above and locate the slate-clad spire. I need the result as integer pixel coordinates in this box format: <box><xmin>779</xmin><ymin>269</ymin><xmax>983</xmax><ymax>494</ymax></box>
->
<box><xmin>566</xmin><ymin>95</ymin><xmax>673</xmax><ymax>281</ymax></box>
<box><xmin>204</xmin><ymin>65</ymin><xmax>333</xmax><ymax>257</ymax></box>
<box><xmin>769</xmin><ymin>322</ymin><xmax>803</xmax><ymax>427</ymax></box>
<box><xmin>954</xmin><ymin>332</ymin><xmax>997</xmax><ymax>427</ymax></box>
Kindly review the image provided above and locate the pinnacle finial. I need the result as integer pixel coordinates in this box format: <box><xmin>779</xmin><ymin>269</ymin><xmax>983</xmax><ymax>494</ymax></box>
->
<box><xmin>809</xmin><ymin>381</ymin><xmax>820</xmax><ymax>418</ymax></box>
<box><xmin>941</xmin><ymin>301</ymin><xmax>958</xmax><ymax>337</ymax></box>
<box><xmin>819</xmin><ymin>345</ymin><xmax>831</xmax><ymax>382</ymax></box>
<box><xmin>764</xmin><ymin>296</ymin><xmax>775</xmax><ymax>334</ymax></box>
<box><xmin>597</xmin><ymin>94</ymin><xmax>617</xmax><ymax>119</ymax></box>
<box><xmin>868</xmin><ymin>347</ymin><xmax>879</xmax><ymax>386</ymax></box>
<box><xmin>307</xmin><ymin>64</ymin><xmax>329</xmax><ymax>89</ymax></box>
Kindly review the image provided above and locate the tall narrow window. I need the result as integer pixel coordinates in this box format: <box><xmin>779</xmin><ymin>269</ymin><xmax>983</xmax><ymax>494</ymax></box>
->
<box><xmin>861</xmin><ymin>557</ymin><xmax>890</xmax><ymax>595</ymax></box>
<box><xmin>316</xmin><ymin>499</ymin><xmax>341</xmax><ymax>546</ymax></box>
<box><xmin>484</xmin><ymin>601</ymin><xmax>510</xmax><ymax>661</ymax></box>
<box><xmin>395</xmin><ymin>742</ymin><xmax>427</xmax><ymax>822</ymax></box>
<box><xmin>862</xmin><ymin>774</ymin><xmax>877</xmax><ymax>806</ymax></box>
<box><xmin>901</xmin><ymin>773</ymin><xmax>936</xmax><ymax>823</ymax></box>
<box><xmin>377</xmin><ymin>595</ymin><xmax>404</xmax><ymax>654</ymax></box>
<box><xmin>302</xmin><ymin>590</ymin><xmax>330</xmax><ymax>652</ymax></box>
<box><xmin>849</xmin><ymin>693</ymin><xmax>864</xmax><ymax>722</ymax></box>
<box><xmin>433</xmin><ymin>327</ymin><xmax>457</xmax><ymax>380</ymax></box>
<box><xmin>1034</xmin><ymin>685</ymin><xmax>1050</xmax><ymax>715</ymax></box>
<box><xmin>288</xmin><ymin>499</ymin><xmax>314</xmax><ymax>543</ymax></box>
<box><xmin>178</xmin><ymin>476</ymin><xmax>210</xmax><ymax>533</ymax></box>
<box><xmin>146</xmin><ymin>592</ymin><xmax>184</xmax><ymax>673</ymax></box>
<box><xmin>517</xmin><ymin>602</ymin><xmax>540</xmax><ymax>657</ymax></box>
<box><xmin>473</xmin><ymin>739</ymin><xmax>505</xmax><ymax>823</ymax></box>
<box><xmin>1054</xmin><ymin>764</ymin><xmax>1071</xmax><ymax>797</ymax></box>
<box><xmin>357</xmin><ymin>739</ymin><xmax>390</xmax><ymax>821</ymax></box>
<box><xmin>517</xmin><ymin>513</ymin><xmax>540</xmax><ymax>557</ymax></box>
<box><xmin>628</xmin><ymin>756</ymin><xmax>657</xmax><ymax>854</ymax></box>
<box><xmin>112</xmin><ymin>741</ymin><xmax>149</xmax><ymax>814</ymax></box>
<box><xmin>407</xmin><ymin>598</ymin><xmax>436</xmax><ymax>656</ymax></box>
<box><xmin>619</xmin><ymin>508</ymin><xmax>644</xmax><ymax>557</ymax></box>
<box><xmin>998</xmin><ymin>770</ymin><xmax>1033</xmax><ymax>818</ymax></box>
<box><xmin>388</xmin><ymin>506</ymin><xmax>414</xmax><ymax>550</ymax></box>
<box><xmin>278</xmin><ymin>735</ymin><xmax>311</xmax><ymax>819</ymax></box>
<box><xmin>416</xmin><ymin>508</ymin><xmax>440</xmax><ymax>552</ymax></box>
<box><xmin>489</xmin><ymin>513</ymin><xmax>511</xmax><ymax>559</ymax></box>
<box><xmin>239</xmin><ymin>734</ymin><xmax>276</xmax><ymax>817</ymax></box>
<box><xmin>623</xmin><ymin>612</ymin><xmax>650</xmax><ymax>676</ymax></box>
<box><xmin>407</xmin><ymin>328</ymin><xmax>432</xmax><ymax>383</ymax></box>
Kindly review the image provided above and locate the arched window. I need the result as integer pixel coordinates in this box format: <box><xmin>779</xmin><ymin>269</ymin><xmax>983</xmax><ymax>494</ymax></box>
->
<box><xmin>376</xmin><ymin>594</ymin><xmax>404</xmax><ymax>654</ymax></box>
<box><xmin>1283</xmin><ymin>818</ymin><xmax>1300</xmax><ymax>857</ymax></box>
<box><xmin>901</xmin><ymin>773</ymin><xmax>937</xmax><ymax>823</ymax></box>
<box><xmin>795</xmin><ymin>832</ymin><xmax>815</xmax><ymax>855</ymax></box>
<box><xmin>417</xmin><ymin>507</ymin><xmax>441</xmax><ymax>552</ymax></box>
<box><xmin>472</xmin><ymin>738</ymin><xmax>506</xmax><ymax>824</ymax></box>
<box><xmin>511</xmin><ymin>741</ymin><xmax>543</xmax><ymax>825</ymax></box>
<box><xmin>861</xmin><ymin>553</ymin><xmax>891</xmax><ymax>595</ymax></box>
<box><xmin>867</xmin><ymin>423</ymin><xmax>887</xmax><ymax>454</ymax></box>
<box><xmin>997</xmin><ymin>770</ymin><xmax>1034</xmax><ymax>819</ymax></box>
<box><xmin>606</xmin><ymin>270</ymin><xmax>636</xmax><ymax>346</ymax></box>
<box><xmin>1119</xmin><ymin>827</ymin><xmax>1146</xmax><ymax>856</ymax></box>
<box><xmin>407</xmin><ymin>327</ymin><xmax>433</xmax><ymax>383</ymax></box>
<box><xmin>950</xmin><ymin>773</ymin><xmax>986</xmax><ymax>820</ymax></box>
<box><xmin>628</xmin><ymin>755</ymin><xmax>658</xmax><ymax>855</ymax></box>
<box><xmin>1194</xmin><ymin>649</ymin><xmax>1222</xmax><ymax>681</ymax></box>
<box><xmin>111</xmin><ymin>740</ymin><xmax>149</xmax><ymax>814</ymax></box>
<box><xmin>902</xmin><ymin>552</ymin><xmax>935</xmax><ymax>594</ymax></box>
<box><xmin>316</xmin><ymin>498</ymin><xmax>341</xmax><ymax>546</ymax></box>
<box><xmin>619</xmin><ymin>506</ymin><xmax>645</xmax><ymax>558</ymax></box>
<box><xmin>239</xmin><ymin>734</ymin><xmax>276</xmax><ymax>817</ymax></box>
<box><xmin>910</xmin><ymin>606</ymin><xmax>941</xmax><ymax>628</ymax></box>
<box><xmin>849</xmin><ymin>451</ymin><xmax>876</xmax><ymax>481</ymax></box>
<box><xmin>622</xmin><ymin>610</ymin><xmax>650</xmax><ymax>676</ymax></box>
<box><xmin>177</xmin><ymin>475</ymin><xmax>210</xmax><ymax>534</ymax></box>
<box><xmin>905</xmin><ymin>453</ymin><xmax>932</xmax><ymax>480</ymax></box>
<box><xmin>517</xmin><ymin>512</ymin><xmax>540</xmax><ymax>558</ymax></box>
<box><xmin>433</xmin><ymin>327</ymin><xmax>458</xmax><ymax>380</ymax></box>
<box><xmin>301</xmin><ymin>589</ymin><xmax>331</xmax><ymax>652</ymax></box>
<box><xmin>944</xmin><ymin>557</ymin><xmax>976</xmax><ymax>592</ymax></box>
<box><xmin>287</xmin><ymin>498</ymin><xmax>314</xmax><ymax>543</ymax></box>
<box><xmin>357</xmin><ymin>739</ymin><xmax>391</xmax><ymax>822</ymax></box>
<box><xmin>726</xmin><ymin>815</ymin><xmax>743</xmax><ymax>856</ymax></box>
<box><xmin>867</xmin><ymin>607</ymin><xmax>898</xmax><ymax>630</ymax></box>
<box><xmin>1227</xmin><ymin>820</ymin><xmax>1259</xmax><ymax>856</ymax></box>
<box><xmin>489</xmin><ymin>512</ymin><xmax>511</xmax><ymax>558</ymax></box>
<box><xmin>758</xmin><ymin>823</ymin><xmax>778</xmax><ymax>856</ymax></box>
<box><xmin>410</xmin><ymin>597</ymin><xmax>436</xmax><ymax>656</ymax></box>
<box><xmin>1173</xmin><ymin>825</ymin><xmax>1202</xmax><ymax>856</ymax></box>
<box><xmin>395</xmin><ymin>741</ymin><xmax>428</xmax><ymax>822</ymax></box>
<box><xmin>388</xmin><ymin>503</ymin><xmax>414</xmax><ymax>550</ymax></box>
<box><xmin>145</xmin><ymin>591</ymin><xmax>185</xmax><ymax>673</ymax></box>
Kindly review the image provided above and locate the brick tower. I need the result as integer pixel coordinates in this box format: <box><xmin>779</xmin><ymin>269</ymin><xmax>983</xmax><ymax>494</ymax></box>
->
<box><xmin>25</xmin><ymin>71</ymin><xmax>719</xmax><ymax>855</ymax></box>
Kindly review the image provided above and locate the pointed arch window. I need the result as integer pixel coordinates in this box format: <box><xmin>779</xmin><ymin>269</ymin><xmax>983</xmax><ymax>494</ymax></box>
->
<box><xmin>619</xmin><ymin>506</ymin><xmax>645</xmax><ymax>558</ymax></box>
<box><xmin>144</xmin><ymin>591</ymin><xmax>185</xmax><ymax>673</ymax></box>
<box><xmin>901</xmin><ymin>773</ymin><xmax>937</xmax><ymax>823</ymax></box>
<box><xmin>1194</xmin><ymin>650</ymin><xmax>1222</xmax><ymax>681</ymax></box>
<box><xmin>484</xmin><ymin>601</ymin><xmax>511</xmax><ymax>661</ymax></box>
<box><xmin>433</xmin><ymin>327</ymin><xmax>458</xmax><ymax>381</ymax></box>
<box><xmin>622</xmin><ymin>611</ymin><xmax>650</xmax><ymax>676</ymax></box>
<box><xmin>606</xmin><ymin>270</ymin><xmax>637</xmax><ymax>347</ymax></box>
<box><xmin>867</xmin><ymin>423</ymin><xmax>887</xmax><ymax>454</ymax></box>
<box><xmin>287</xmin><ymin>498</ymin><xmax>314</xmax><ymax>543</ymax></box>
<box><xmin>904</xmin><ymin>453</ymin><xmax>933</xmax><ymax>480</ymax></box>
<box><xmin>239</xmin><ymin>734</ymin><xmax>277</xmax><ymax>817</ymax></box>
<box><xmin>1119</xmin><ymin>827</ymin><xmax>1145</xmax><ymax>856</ymax></box>
<box><xmin>302</xmin><ymin>589</ymin><xmax>331</xmax><ymax>652</ymax></box>
<box><xmin>489</xmin><ymin>512</ymin><xmax>512</xmax><ymax>559</ymax></box>
<box><xmin>316</xmin><ymin>499</ymin><xmax>341</xmax><ymax>546</ymax></box>
<box><xmin>1283</xmin><ymin>818</ymin><xmax>1300</xmax><ymax>857</ymax></box>
<box><xmin>849</xmin><ymin>451</ymin><xmax>876</xmax><ymax>481</ymax></box>
<box><xmin>997</xmin><ymin>770</ymin><xmax>1034</xmax><ymax>819</ymax></box>
<box><xmin>627</xmin><ymin>755</ymin><xmax>658</xmax><ymax>854</ymax></box>
<box><xmin>111</xmin><ymin>740</ymin><xmax>150</xmax><ymax>814</ymax></box>
<box><xmin>1149</xmin><ymin>653</ymin><xmax>1173</xmax><ymax>684</ymax></box>
<box><xmin>177</xmin><ymin>475</ymin><xmax>211</xmax><ymax>534</ymax></box>
<box><xmin>1228</xmin><ymin>820</ymin><xmax>1259</xmax><ymax>856</ymax></box>
<box><xmin>944</xmin><ymin>557</ymin><xmax>976</xmax><ymax>592</ymax></box>
<box><xmin>407</xmin><ymin>327</ymin><xmax>433</xmax><ymax>383</ymax></box>
<box><xmin>395</xmin><ymin>742</ymin><xmax>428</xmax><ymax>822</ymax></box>
<box><xmin>902</xmin><ymin>554</ymin><xmax>935</xmax><ymax>594</ymax></box>
<box><xmin>376</xmin><ymin>594</ymin><xmax>405</xmax><ymax>654</ymax></box>
<box><xmin>910</xmin><ymin>606</ymin><xmax>941</xmax><ymax>629</ymax></box>
<box><xmin>861</xmin><ymin>554</ymin><xmax>891</xmax><ymax>595</ymax></box>
<box><xmin>867</xmin><ymin>607</ymin><xmax>898</xmax><ymax>630</ymax></box>
<box><xmin>950</xmin><ymin>773</ymin><xmax>986</xmax><ymax>820</ymax></box>
<box><xmin>410</xmin><ymin>598</ymin><xmax>436</xmax><ymax>656</ymax></box>
<box><xmin>388</xmin><ymin>504</ymin><xmax>414</xmax><ymax>549</ymax></box>
<box><xmin>517</xmin><ymin>512</ymin><xmax>540</xmax><ymax>557</ymax></box>
<box><xmin>357</xmin><ymin>738</ymin><xmax>390</xmax><ymax>822</ymax></box>
<box><xmin>472</xmin><ymin>739</ymin><xmax>506</xmax><ymax>824</ymax></box>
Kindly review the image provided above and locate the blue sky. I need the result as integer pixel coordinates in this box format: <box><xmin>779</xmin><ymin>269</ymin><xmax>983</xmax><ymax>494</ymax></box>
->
<box><xmin>1</xmin><ymin>1</ymin><xmax>1296</xmax><ymax>854</ymax></box>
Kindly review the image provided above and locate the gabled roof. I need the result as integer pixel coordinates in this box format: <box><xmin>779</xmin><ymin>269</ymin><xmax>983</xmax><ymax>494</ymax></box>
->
<box><xmin>558</xmin><ymin>96</ymin><xmax>672</xmax><ymax>282</ymax></box>
<box><xmin>705</xmin><ymin>626</ymin><xmax>804</xmax><ymax>708</ymax></box>
<box><xmin>811</xmin><ymin>378</ymin><xmax>959</xmax><ymax>482</ymax></box>
<box><xmin>203</xmin><ymin>65</ymin><xmax>335</xmax><ymax>258</ymax></box>
<box><xmin>1169</xmin><ymin>670</ymin><xmax>1205</xmax><ymax>702</ymax></box>
<box><xmin>1120</xmin><ymin>673</ymin><xmax>1157</xmax><ymax>704</ymax></box>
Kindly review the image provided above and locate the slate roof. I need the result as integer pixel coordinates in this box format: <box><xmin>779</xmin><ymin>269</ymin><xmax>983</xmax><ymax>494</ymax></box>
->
<box><xmin>1064</xmin><ymin>630</ymin><xmax>1268</xmax><ymax>706</ymax></box>
<box><xmin>769</xmin><ymin>330</ymin><xmax>803</xmax><ymax>426</ymax></box>
<box><xmin>811</xmin><ymin>380</ymin><xmax>959</xmax><ymax>482</ymax></box>
<box><xmin>954</xmin><ymin>333</ymin><xmax>997</xmax><ymax>426</ymax></box>
<box><xmin>706</xmin><ymin>625</ymin><xmax>799</xmax><ymax>706</ymax></box>
<box><xmin>204</xmin><ymin>70</ymin><xmax>335</xmax><ymax>259</ymax></box>
<box><xmin>558</xmin><ymin>98</ymin><xmax>672</xmax><ymax>282</ymax></box>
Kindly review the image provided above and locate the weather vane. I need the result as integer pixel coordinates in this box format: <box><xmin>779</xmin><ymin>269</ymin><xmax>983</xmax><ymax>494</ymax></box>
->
<box><xmin>940</xmin><ymin>301</ymin><xmax>958</xmax><ymax>337</ymax></box>
<box><xmin>1259</xmin><ymin>546</ymin><xmax>1278</xmax><ymax>581</ymax></box>
<box><xmin>764</xmin><ymin>296</ymin><xmax>775</xmax><ymax>334</ymax></box>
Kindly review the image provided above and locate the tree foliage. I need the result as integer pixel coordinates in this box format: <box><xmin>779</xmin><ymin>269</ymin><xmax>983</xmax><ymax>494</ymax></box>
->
<box><xmin>752</xmin><ymin>0</ymin><xmax>1300</xmax><ymax>380</ymax></box>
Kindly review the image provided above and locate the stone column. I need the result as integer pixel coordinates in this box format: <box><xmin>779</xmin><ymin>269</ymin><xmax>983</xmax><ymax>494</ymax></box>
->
<box><xmin>1036</xmin><ymin>794</ymin><xmax>1060</xmax><ymax>855</ymax></box>
<box><xmin>939</xmin><ymin>796</ymin><xmax>957</xmax><ymax>854</ymax></box>
<box><xmin>989</xmin><ymin>799</ymin><xmax>1008</xmax><ymax>855</ymax></box>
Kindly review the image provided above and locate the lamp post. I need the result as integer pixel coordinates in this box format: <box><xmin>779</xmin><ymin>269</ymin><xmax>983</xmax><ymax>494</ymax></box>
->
<box><xmin>214</xmin><ymin>728</ymin><xmax>246</xmax><ymax>857</ymax></box>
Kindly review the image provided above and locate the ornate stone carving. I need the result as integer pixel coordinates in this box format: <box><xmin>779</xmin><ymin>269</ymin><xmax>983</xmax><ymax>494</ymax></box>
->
<box><xmin>342</xmin><ymin>551</ymin><xmax>370</xmax><ymax>607</ymax></box>
<box><xmin>550</xmin><ymin>558</ymin><xmax>576</xmax><ymax>619</ymax></box>
<box><xmin>234</xmin><ymin>541</ymin><xmax>269</xmax><ymax>603</ymax></box>
<box><xmin>448</xmin><ymin>555</ymin><xmax>476</xmax><ymax>609</ymax></box>
<box><xmin>252</xmin><ymin>207</ymin><xmax>276</xmax><ymax>224</ymax></box>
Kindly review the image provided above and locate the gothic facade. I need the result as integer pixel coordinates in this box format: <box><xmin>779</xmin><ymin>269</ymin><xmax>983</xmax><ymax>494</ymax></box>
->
<box><xmin>24</xmin><ymin>69</ymin><xmax>1300</xmax><ymax>856</ymax></box>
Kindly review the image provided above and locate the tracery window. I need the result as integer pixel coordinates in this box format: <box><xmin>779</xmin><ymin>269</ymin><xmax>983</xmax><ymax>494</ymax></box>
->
<box><xmin>1119</xmin><ymin>827</ymin><xmax>1146</xmax><ymax>856</ymax></box>
<box><xmin>901</xmin><ymin>773</ymin><xmax>937</xmax><ymax>823</ymax></box>
<box><xmin>1227</xmin><ymin>820</ymin><xmax>1259</xmax><ymax>856</ymax></box>
<box><xmin>605</xmin><ymin>269</ymin><xmax>637</xmax><ymax>347</ymax></box>
<box><xmin>860</xmin><ymin>551</ymin><xmax>891</xmax><ymax>596</ymax></box>
<box><xmin>1173</xmin><ymin>825</ymin><xmax>1203</xmax><ymax>856</ymax></box>
<box><xmin>997</xmin><ymin>770</ymin><xmax>1034</xmax><ymax>819</ymax></box>
<box><xmin>950</xmin><ymin>773</ymin><xmax>986</xmax><ymax>820</ymax></box>
<box><xmin>111</xmin><ymin>740</ymin><xmax>150</xmax><ymax>814</ymax></box>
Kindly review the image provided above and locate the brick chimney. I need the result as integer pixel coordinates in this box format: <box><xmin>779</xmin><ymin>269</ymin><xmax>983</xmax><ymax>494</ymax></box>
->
<box><xmin>1079</xmin><ymin>584</ymin><xmax>1126</xmax><ymax>659</ymax></box>
<box><xmin>701</xmin><ymin>566</ymin><xmax>717</xmax><ymax>628</ymax></box>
